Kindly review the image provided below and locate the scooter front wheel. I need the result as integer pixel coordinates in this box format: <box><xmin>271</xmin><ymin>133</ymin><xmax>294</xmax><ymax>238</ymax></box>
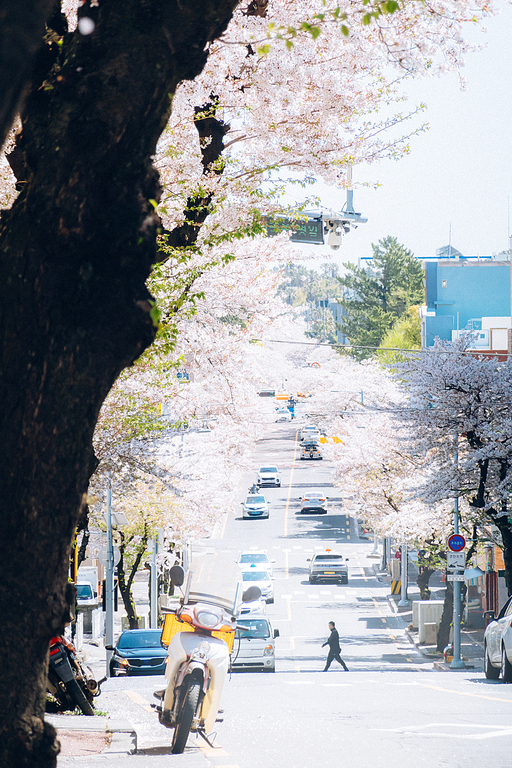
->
<box><xmin>171</xmin><ymin>678</ymin><xmax>202</xmax><ymax>754</ymax></box>
<box><xmin>68</xmin><ymin>679</ymin><xmax>95</xmax><ymax>716</ymax></box>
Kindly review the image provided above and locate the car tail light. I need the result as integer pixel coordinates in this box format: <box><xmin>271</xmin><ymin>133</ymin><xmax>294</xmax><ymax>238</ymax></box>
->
<box><xmin>49</xmin><ymin>647</ymin><xmax>60</xmax><ymax>656</ymax></box>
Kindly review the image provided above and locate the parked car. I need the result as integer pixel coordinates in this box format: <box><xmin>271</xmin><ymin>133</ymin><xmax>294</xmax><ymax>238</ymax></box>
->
<box><xmin>109</xmin><ymin>629</ymin><xmax>168</xmax><ymax>676</ymax></box>
<box><xmin>237</xmin><ymin>550</ymin><xmax>274</xmax><ymax>577</ymax></box>
<box><xmin>307</xmin><ymin>550</ymin><xmax>349</xmax><ymax>584</ymax></box>
<box><xmin>301</xmin><ymin>440</ymin><xmax>322</xmax><ymax>460</ymax></box>
<box><xmin>484</xmin><ymin>596</ymin><xmax>512</xmax><ymax>680</ymax></box>
<box><xmin>300</xmin><ymin>493</ymin><xmax>328</xmax><ymax>514</ymax></box>
<box><xmin>232</xmin><ymin>616</ymin><xmax>279</xmax><ymax>673</ymax></box>
<box><xmin>241</xmin><ymin>566</ymin><xmax>274</xmax><ymax>603</ymax></box>
<box><xmin>257</xmin><ymin>466</ymin><xmax>281</xmax><ymax>487</ymax></box>
<box><xmin>275</xmin><ymin>409</ymin><xmax>292</xmax><ymax>422</ymax></box>
<box><xmin>76</xmin><ymin>582</ymin><xmax>98</xmax><ymax>607</ymax></box>
<box><xmin>242</xmin><ymin>494</ymin><xmax>270</xmax><ymax>519</ymax></box>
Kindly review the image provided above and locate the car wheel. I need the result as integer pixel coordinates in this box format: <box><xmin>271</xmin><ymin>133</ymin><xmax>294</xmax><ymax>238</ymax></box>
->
<box><xmin>309</xmin><ymin>577</ymin><xmax>316</xmax><ymax>584</ymax></box>
<box><xmin>263</xmin><ymin>666</ymin><xmax>275</xmax><ymax>673</ymax></box>
<box><xmin>277</xmin><ymin>483</ymin><xmax>281</xmax><ymax>487</ymax></box>
<box><xmin>501</xmin><ymin>646</ymin><xmax>512</xmax><ymax>682</ymax></box>
<box><xmin>484</xmin><ymin>644</ymin><xmax>500</xmax><ymax>680</ymax></box>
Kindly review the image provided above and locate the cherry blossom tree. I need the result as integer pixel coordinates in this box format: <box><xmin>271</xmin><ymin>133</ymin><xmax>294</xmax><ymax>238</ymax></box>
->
<box><xmin>393</xmin><ymin>339</ymin><xmax>512</xmax><ymax>595</ymax></box>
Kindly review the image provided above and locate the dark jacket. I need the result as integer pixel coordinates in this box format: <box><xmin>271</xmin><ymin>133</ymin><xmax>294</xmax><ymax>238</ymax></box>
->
<box><xmin>323</xmin><ymin>628</ymin><xmax>340</xmax><ymax>652</ymax></box>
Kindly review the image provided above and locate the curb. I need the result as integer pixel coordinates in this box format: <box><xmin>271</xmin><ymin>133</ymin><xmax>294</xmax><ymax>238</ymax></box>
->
<box><xmin>46</xmin><ymin>714</ymin><xmax>137</xmax><ymax>756</ymax></box>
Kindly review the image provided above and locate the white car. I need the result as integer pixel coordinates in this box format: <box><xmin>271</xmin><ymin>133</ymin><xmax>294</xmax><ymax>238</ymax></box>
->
<box><xmin>484</xmin><ymin>596</ymin><xmax>512</xmax><ymax>680</ymax></box>
<box><xmin>241</xmin><ymin>565</ymin><xmax>274</xmax><ymax>603</ymax></box>
<box><xmin>300</xmin><ymin>425</ymin><xmax>321</xmax><ymax>441</ymax></box>
<box><xmin>239</xmin><ymin>597</ymin><xmax>267</xmax><ymax>617</ymax></box>
<box><xmin>257</xmin><ymin>466</ymin><xmax>281</xmax><ymax>487</ymax></box>
<box><xmin>237</xmin><ymin>550</ymin><xmax>274</xmax><ymax>577</ymax></box>
<box><xmin>76</xmin><ymin>582</ymin><xmax>98</xmax><ymax>607</ymax></box>
<box><xmin>275</xmin><ymin>409</ymin><xmax>292</xmax><ymax>423</ymax></box>
<box><xmin>242</xmin><ymin>494</ymin><xmax>269</xmax><ymax>519</ymax></box>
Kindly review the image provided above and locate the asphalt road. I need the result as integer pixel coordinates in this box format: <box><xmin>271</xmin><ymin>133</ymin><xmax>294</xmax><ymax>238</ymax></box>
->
<box><xmin>72</xmin><ymin>416</ymin><xmax>512</xmax><ymax>768</ymax></box>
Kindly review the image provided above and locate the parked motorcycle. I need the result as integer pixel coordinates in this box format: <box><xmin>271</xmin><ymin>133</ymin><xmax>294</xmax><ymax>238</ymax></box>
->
<box><xmin>154</xmin><ymin>556</ymin><xmax>260</xmax><ymax>754</ymax></box>
<box><xmin>47</xmin><ymin>635</ymin><xmax>99</xmax><ymax>716</ymax></box>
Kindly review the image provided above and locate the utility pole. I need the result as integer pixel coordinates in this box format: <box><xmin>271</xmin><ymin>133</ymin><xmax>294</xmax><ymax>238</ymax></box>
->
<box><xmin>451</xmin><ymin>433</ymin><xmax>465</xmax><ymax>669</ymax></box>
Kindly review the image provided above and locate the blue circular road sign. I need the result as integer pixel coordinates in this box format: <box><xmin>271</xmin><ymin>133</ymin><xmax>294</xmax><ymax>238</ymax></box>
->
<box><xmin>448</xmin><ymin>534</ymin><xmax>466</xmax><ymax>552</ymax></box>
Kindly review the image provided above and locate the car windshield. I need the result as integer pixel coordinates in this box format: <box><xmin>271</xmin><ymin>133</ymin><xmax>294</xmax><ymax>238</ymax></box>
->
<box><xmin>76</xmin><ymin>584</ymin><xmax>93</xmax><ymax>599</ymax></box>
<box><xmin>240</xmin><ymin>554</ymin><xmax>268</xmax><ymax>563</ymax></box>
<box><xmin>260</xmin><ymin>467</ymin><xmax>277</xmax><ymax>473</ymax></box>
<box><xmin>236</xmin><ymin>620</ymin><xmax>270</xmax><ymax>639</ymax></box>
<box><xmin>246</xmin><ymin>495</ymin><xmax>265</xmax><ymax>504</ymax></box>
<box><xmin>314</xmin><ymin>555</ymin><xmax>343</xmax><ymax>561</ymax></box>
<box><xmin>117</xmin><ymin>630</ymin><xmax>162</xmax><ymax>649</ymax></box>
<box><xmin>242</xmin><ymin>571</ymin><xmax>268</xmax><ymax>582</ymax></box>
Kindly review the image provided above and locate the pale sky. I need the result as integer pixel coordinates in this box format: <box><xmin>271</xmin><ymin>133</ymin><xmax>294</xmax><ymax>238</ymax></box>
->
<box><xmin>287</xmin><ymin>2</ymin><xmax>512</xmax><ymax>266</ymax></box>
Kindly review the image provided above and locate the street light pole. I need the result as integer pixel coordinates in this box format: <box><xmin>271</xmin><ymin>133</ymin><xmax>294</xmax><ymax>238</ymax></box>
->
<box><xmin>451</xmin><ymin>433</ymin><xmax>465</xmax><ymax>669</ymax></box>
<box><xmin>105</xmin><ymin>475</ymin><xmax>114</xmax><ymax>677</ymax></box>
<box><xmin>398</xmin><ymin>544</ymin><xmax>409</xmax><ymax>607</ymax></box>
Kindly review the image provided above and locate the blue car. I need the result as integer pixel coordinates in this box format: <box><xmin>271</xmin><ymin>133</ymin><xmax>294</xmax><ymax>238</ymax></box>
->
<box><xmin>109</xmin><ymin>629</ymin><xmax>167</xmax><ymax>676</ymax></box>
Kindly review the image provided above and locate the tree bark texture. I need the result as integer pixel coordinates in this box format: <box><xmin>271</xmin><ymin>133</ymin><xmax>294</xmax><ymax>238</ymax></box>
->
<box><xmin>0</xmin><ymin>0</ymin><xmax>57</xmax><ymax>149</ymax></box>
<box><xmin>436</xmin><ymin>580</ymin><xmax>454</xmax><ymax>653</ymax></box>
<box><xmin>0</xmin><ymin>1</ymin><xmax>238</xmax><ymax>765</ymax></box>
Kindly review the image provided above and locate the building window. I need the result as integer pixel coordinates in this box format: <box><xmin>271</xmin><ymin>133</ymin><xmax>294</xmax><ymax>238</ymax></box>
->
<box><xmin>442</xmin><ymin>279</ymin><xmax>447</xmax><ymax>288</ymax></box>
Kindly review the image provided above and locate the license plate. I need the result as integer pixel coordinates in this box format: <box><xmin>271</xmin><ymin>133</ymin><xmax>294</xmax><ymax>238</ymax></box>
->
<box><xmin>323</xmin><ymin>571</ymin><xmax>335</xmax><ymax>575</ymax></box>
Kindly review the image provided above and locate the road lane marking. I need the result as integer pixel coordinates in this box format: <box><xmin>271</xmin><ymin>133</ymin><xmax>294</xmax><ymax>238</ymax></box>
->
<box><xmin>122</xmin><ymin>690</ymin><xmax>154</xmax><ymax>713</ymax></box>
<box><xmin>219</xmin><ymin>510</ymin><xmax>229</xmax><ymax>540</ymax></box>
<box><xmin>283</xmin><ymin>431</ymin><xmax>299</xmax><ymax>538</ymax></box>
<box><xmin>416</xmin><ymin>681</ymin><xmax>512</xmax><ymax>704</ymax></box>
<box><xmin>372</xmin><ymin>723</ymin><xmax>512</xmax><ymax>740</ymax></box>
<box><xmin>199</xmin><ymin>746</ymin><xmax>230</xmax><ymax>756</ymax></box>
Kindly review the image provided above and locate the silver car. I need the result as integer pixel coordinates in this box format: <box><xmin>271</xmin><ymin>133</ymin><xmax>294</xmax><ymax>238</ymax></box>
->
<box><xmin>307</xmin><ymin>551</ymin><xmax>349</xmax><ymax>584</ymax></box>
<box><xmin>242</xmin><ymin>494</ymin><xmax>269</xmax><ymax>519</ymax></box>
<box><xmin>484</xmin><ymin>596</ymin><xmax>512</xmax><ymax>680</ymax></box>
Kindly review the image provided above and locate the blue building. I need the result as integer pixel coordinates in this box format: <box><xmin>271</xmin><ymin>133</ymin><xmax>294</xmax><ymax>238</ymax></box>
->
<box><xmin>421</xmin><ymin>258</ymin><xmax>511</xmax><ymax>350</ymax></box>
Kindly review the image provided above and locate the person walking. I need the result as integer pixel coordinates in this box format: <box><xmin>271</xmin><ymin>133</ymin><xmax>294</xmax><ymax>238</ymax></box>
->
<box><xmin>322</xmin><ymin>621</ymin><xmax>348</xmax><ymax>671</ymax></box>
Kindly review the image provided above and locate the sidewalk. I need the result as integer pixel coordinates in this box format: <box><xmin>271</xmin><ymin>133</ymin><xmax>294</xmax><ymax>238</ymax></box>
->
<box><xmin>47</xmin><ymin>713</ymin><xmax>136</xmax><ymax>759</ymax></box>
<box><xmin>373</xmin><ymin>561</ymin><xmax>485</xmax><ymax>672</ymax></box>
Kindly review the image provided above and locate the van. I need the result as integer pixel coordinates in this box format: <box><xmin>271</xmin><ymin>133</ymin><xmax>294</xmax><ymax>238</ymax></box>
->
<box><xmin>231</xmin><ymin>617</ymin><xmax>279</xmax><ymax>673</ymax></box>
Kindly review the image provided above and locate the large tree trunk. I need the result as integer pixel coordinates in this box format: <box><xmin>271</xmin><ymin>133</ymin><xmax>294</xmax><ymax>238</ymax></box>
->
<box><xmin>436</xmin><ymin>580</ymin><xmax>454</xmax><ymax>653</ymax></box>
<box><xmin>0</xmin><ymin>2</ymin><xmax>238</xmax><ymax>765</ymax></box>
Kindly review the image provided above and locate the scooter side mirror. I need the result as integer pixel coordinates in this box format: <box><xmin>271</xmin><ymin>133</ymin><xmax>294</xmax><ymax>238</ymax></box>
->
<box><xmin>170</xmin><ymin>565</ymin><xmax>185</xmax><ymax>587</ymax></box>
<box><xmin>242</xmin><ymin>586</ymin><xmax>261</xmax><ymax>603</ymax></box>
<box><xmin>274</xmin><ymin>629</ymin><xmax>280</xmax><ymax>638</ymax></box>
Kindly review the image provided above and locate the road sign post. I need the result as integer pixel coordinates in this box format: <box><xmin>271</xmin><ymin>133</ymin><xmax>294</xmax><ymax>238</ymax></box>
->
<box><xmin>450</xmin><ymin>434</ymin><xmax>465</xmax><ymax>669</ymax></box>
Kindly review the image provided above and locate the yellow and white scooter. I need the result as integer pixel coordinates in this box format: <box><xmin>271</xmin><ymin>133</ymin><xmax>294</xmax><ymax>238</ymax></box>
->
<box><xmin>154</xmin><ymin>554</ymin><xmax>260</xmax><ymax>754</ymax></box>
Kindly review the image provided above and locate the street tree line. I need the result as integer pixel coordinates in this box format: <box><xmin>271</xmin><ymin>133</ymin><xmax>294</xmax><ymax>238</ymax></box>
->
<box><xmin>0</xmin><ymin>0</ymin><xmax>496</xmax><ymax>764</ymax></box>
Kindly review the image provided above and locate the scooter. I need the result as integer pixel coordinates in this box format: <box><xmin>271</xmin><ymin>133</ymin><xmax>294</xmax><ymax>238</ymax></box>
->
<box><xmin>154</xmin><ymin>558</ymin><xmax>260</xmax><ymax>754</ymax></box>
<box><xmin>47</xmin><ymin>635</ymin><xmax>99</xmax><ymax>716</ymax></box>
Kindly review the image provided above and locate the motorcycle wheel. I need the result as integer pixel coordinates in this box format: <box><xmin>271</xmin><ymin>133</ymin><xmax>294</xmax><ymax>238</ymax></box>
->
<box><xmin>68</xmin><ymin>679</ymin><xmax>95</xmax><ymax>716</ymax></box>
<box><xmin>171</xmin><ymin>678</ymin><xmax>202</xmax><ymax>754</ymax></box>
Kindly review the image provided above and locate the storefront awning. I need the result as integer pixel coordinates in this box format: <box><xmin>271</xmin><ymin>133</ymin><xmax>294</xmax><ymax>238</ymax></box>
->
<box><xmin>464</xmin><ymin>567</ymin><xmax>484</xmax><ymax>586</ymax></box>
